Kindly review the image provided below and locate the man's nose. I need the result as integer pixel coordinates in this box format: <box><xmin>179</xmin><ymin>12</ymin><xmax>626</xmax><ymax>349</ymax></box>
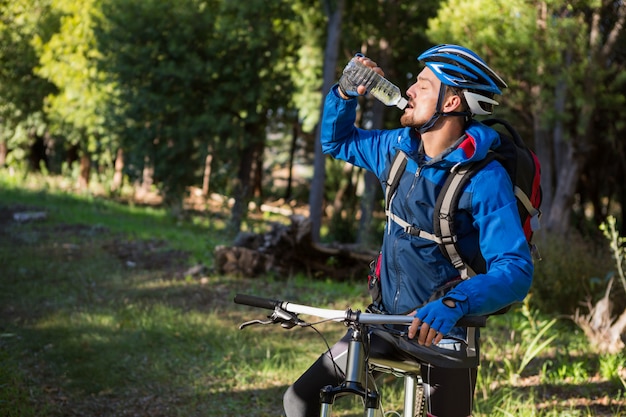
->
<box><xmin>405</xmin><ymin>85</ymin><xmax>416</xmax><ymax>99</ymax></box>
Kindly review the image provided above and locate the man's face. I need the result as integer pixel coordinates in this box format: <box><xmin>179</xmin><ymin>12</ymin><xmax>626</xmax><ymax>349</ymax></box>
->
<box><xmin>400</xmin><ymin>67</ymin><xmax>442</xmax><ymax>129</ymax></box>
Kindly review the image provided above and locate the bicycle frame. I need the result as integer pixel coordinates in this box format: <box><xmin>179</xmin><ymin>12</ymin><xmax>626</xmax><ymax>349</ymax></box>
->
<box><xmin>234</xmin><ymin>293</ymin><xmax>485</xmax><ymax>417</ymax></box>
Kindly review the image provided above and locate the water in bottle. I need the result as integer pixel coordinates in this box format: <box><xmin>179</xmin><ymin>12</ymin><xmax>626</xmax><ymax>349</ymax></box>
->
<box><xmin>342</xmin><ymin>56</ymin><xmax>408</xmax><ymax>110</ymax></box>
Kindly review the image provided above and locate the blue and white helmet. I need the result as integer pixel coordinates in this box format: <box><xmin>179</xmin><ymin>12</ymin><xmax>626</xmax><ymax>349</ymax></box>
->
<box><xmin>418</xmin><ymin>44</ymin><xmax>507</xmax><ymax>116</ymax></box>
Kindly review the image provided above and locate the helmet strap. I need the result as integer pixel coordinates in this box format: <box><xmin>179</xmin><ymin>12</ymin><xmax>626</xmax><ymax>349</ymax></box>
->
<box><xmin>418</xmin><ymin>85</ymin><xmax>473</xmax><ymax>135</ymax></box>
<box><xmin>417</xmin><ymin>85</ymin><xmax>446</xmax><ymax>134</ymax></box>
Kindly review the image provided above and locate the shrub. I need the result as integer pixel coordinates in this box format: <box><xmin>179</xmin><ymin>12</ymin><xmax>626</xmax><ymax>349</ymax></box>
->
<box><xmin>530</xmin><ymin>231</ymin><xmax>611</xmax><ymax>315</ymax></box>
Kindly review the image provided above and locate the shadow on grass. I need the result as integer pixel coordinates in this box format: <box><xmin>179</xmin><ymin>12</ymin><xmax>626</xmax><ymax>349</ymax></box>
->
<box><xmin>2</xmin><ymin>185</ymin><xmax>625</xmax><ymax>417</ymax></box>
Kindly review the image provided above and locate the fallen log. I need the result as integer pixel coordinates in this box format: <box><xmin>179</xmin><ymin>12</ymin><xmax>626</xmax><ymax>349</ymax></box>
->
<box><xmin>215</xmin><ymin>215</ymin><xmax>376</xmax><ymax>280</ymax></box>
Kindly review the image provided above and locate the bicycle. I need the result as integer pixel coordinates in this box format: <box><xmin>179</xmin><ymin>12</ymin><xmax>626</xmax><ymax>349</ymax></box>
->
<box><xmin>234</xmin><ymin>293</ymin><xmax>486</xmax><ymax>417</ymax></box>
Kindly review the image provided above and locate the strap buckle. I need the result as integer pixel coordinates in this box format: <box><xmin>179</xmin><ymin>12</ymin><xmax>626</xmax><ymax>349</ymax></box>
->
<box><xmin>439</xmin><ymin>234</ymin><xmax>457</xmax><ymax>245</ymax></box>
<box><xmin>404</xmin><ymin>225</ymin><xmax>419</xmax><ymax>236</ymax></box>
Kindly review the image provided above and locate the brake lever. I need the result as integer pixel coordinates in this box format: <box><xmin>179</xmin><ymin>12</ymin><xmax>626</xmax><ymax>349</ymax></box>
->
<box><xmin>238</xmin><ymin>319</ymin><xmax>272</xmax><ymax>330</ymax></box>
<box><xmin>271</xmin><ymin>307</ymin><xmax>302</xmax><ymax>329</ymax></box>
<box><xmin>238</xmin><ymin>307</ymin><xmax>304</xmax><ymax>330</ymax></box>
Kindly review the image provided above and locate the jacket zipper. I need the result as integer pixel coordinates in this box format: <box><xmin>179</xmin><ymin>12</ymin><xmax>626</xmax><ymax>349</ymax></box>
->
<box><xmin>393</xmin><ymin>165</ymin><xmax>422</xmax><ymax>312</ymax></box>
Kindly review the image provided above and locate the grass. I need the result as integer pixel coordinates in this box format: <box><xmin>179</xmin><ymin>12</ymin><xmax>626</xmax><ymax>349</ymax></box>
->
<box><xmin>1</xmin><ymin>173</ymin><xmax>625</xmax><ymax>416</ymax></box>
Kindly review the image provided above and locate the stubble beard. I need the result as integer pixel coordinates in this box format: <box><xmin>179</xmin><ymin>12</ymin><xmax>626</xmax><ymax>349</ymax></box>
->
<box><xmin>400</xmin><ymin>111</ymin><xmax>424</xmax><ymax>130</ymax></box>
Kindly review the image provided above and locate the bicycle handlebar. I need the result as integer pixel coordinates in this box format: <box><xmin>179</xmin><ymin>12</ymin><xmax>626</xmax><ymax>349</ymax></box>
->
<box><xmin>233</xmin><ymin>293</ymin><xmax>282</xmax><ymax>310</ymax></box>
<box><xmin>234</xmin><ymin>293</ymin><xmax>486</xmax><ymax>328</ymax></box>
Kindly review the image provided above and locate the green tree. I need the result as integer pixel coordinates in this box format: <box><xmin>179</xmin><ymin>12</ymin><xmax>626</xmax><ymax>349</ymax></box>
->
<box><xmin>34</xmin><ymin>0</ymin><xmax>114</xmax><ymax>188</ymax></box>
<box><xmin>427</xmin><ymin>0</ymin><xmax>626</xmax><ymax>235</ymax></box>
<box><xmin>309</xmin><ymin>0</ymin><xmax>345</xmax><ymax>242</ymax></box>
<box><xmin>94</xmin><ymin>0</ymin><xmax>300</xmax><ymax>225</ymax></box>
<box><xmin>95</xmin><ymin>0</ymin><xmax>221</xmax><ymax>212</ymax></box>
<box><xmin>212</xmin><ymin>1</ymin><xmax>300</xmax><ymax>233</ymax></box>
<box><xmin>0</xmin><ymin>0</ymin><xmax>56</xmax><ymax>170</ymax></box>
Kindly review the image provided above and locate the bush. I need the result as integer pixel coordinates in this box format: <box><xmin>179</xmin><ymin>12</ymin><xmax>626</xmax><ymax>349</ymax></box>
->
<box><xmin>530</xmin><ymin>231</ymin><xmax>612</xmax><ymax>315</ymax></box>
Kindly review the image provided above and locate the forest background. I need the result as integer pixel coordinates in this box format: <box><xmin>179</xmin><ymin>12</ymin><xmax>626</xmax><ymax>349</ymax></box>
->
<box><xmin>4</xmin><ymin>0</ymin><xmax>626</xmax><ymax>315</ymax></box>
<box><xmin>3</xmin><ymin>0</ymin><xmax>625</xmax><ymax>239</ymax></box>
<box><xmin>2</xmin><ymin>0</ymin><xmax>626</xmax><ymax>414</ymax></box>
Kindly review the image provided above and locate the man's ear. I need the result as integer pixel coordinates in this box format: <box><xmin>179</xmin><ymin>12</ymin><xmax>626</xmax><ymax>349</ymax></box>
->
<box><xmin>443</xmin><ymin>93</ymin><xmax>463</xmax><ymax>113</ymax></box>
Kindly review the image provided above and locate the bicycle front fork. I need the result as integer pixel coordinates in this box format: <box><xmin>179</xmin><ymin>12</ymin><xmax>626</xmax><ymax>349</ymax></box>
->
<box><xmin>318</xmin><ymin>328</ymin><xmax>380</xmax><ymax>417</ymax></box>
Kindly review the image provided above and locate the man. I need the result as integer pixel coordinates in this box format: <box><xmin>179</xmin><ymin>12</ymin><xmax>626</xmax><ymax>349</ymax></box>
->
<box><xmin>283</xmin><ymin>44</ymin><xmax>534</xmax><ymax>417</ymax></box>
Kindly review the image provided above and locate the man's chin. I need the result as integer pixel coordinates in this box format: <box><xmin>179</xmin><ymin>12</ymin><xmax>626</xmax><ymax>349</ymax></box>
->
<box><xmin>399</xmin><ymin>115</ymin><xmax>419</xmax><ymax>129</ymax></box>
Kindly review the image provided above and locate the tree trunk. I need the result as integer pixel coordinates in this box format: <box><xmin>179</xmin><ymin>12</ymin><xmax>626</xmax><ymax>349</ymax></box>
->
<box><xmin>358</xmin><ymin>171</ymin><xmax>380</xmax><ymax>247</ymax></box>
<box><xmin>136</xmin><ymin>155</ymin><xmax>154</xmax><ymax>201</ymax></box>
<box><xmin>29</xmin><ymin>134</ymin><xmax>48</xmax><ymax>172</ymax></box>
<box><xmin>533</xmin><ymin>119</ymin><xmax>552</xmax><ymax>228</ymax></box>
<box><xmin>535</xmin><ymin>3</ymin><xmax>626</xmax><ymax>235</ymax></box>
<box><xmin>617</xmin><ymin>174</ymin><xmax>626</xmax><ymax>236</ymax></box>
<box><xmin>229</xmin><ymin>125</ymin><xmax>263</xmax><ymax>234</ymax></box>
<box><xmin>216</xmin><ymin>215</ymin><xmax>374</xmax><ymax>280</ymax></box>
<box><xmin>357</xmin><ymin>39</ymin><xmax>391</xmax><ymax>247</ymax></box>
<box><xmin>111</xmin><ymin>147</ymin><xmax>124</xmax><ymax>192</ymax></box>
<box><xmin>252</xmin><ymin>139</ymin><xmax>264</xmax><ymax>199</ymax></box>
<box><xmin>573</xmin><ymin>278</ymin><xmax>626</xmax><ymax>354</ymax></box>
<box><xmin>202</xmin><ymin>145</ymin><xmax>213</xmax><ymax>196</ymax></box>
<box><xmin>331</xmin><ymin>163</ymin><xmax>354</xmax><ymax>215</ymax></box>
<box><xmin>230</xmin><ymin>146</ymin><xmax>253</xmax><ymax>235</ymax></box>
<box><xmin>355</xmin><ymin>97</ymin><xmax>382</xmax><ymax>246</ymax></box>
<box><xmin>285</xmin><ymin>121</ymin><xmax>298</xmax><ymax>201</ymax></box>
<box><xmin>546</xmin><ymin>145</ymin><xmax>582</xmax><ymax>234</ymax></box>
<box><xmin>309</xmin><ymin>0</ymin><xmax>344</xmax><ymax>242</ymax></box>
<box><xmin>0</xmin><ymin>140</ymin><xmax>7</xmax><ymax>168</ymax></box>
<box><xmin>78</xmin><ymin>154</ymin><xmax>91</xmax><ymax>190</ymax></box>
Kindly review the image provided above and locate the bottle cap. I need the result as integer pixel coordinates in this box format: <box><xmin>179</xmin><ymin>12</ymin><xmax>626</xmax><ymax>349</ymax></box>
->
<box><xmin>396</xmin><ymin>97</ymin><xmax>408</xmax><ymax>110</ymax></box>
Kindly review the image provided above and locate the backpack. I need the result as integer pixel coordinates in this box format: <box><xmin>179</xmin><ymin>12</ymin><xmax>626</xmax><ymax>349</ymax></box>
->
<box><xmin>384</xmin><ymin>118</ymin><xmax>542</xmax><ymax>280</ymax></box>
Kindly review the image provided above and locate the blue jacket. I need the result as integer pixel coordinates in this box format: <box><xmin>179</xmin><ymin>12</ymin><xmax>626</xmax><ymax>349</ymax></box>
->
<box><xmin>321</xmin><ymin>85</ymin><xmax>533</xmax><ymax>321</ymax></box>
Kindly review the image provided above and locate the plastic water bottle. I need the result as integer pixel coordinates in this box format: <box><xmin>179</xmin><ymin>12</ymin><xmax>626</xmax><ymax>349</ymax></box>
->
<box><xmin>342</xmin><ymin>55</ymin><xmax>408</xmax><ymax>110</ymax></box>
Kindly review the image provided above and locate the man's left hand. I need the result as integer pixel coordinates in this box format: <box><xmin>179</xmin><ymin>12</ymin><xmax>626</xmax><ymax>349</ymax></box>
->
<box><xmin>407</xmin><ymin>298</ymin><xmax>466</xmax><ymax>346</ymax></box>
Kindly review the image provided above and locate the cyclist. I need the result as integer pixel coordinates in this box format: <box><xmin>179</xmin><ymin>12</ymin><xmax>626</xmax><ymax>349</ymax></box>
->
<box><xmin>283</xmin><ymin>45</ymin><xmax>534</xmax><ymax>417</ymax></box>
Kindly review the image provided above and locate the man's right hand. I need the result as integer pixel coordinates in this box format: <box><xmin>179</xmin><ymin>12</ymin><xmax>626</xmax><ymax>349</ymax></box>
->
<box><xmin>338</xmin><ymin>75</ymin><xmax>362</xmax><ymax>99</ymax></box>
<box><xmin>337</xmin><ymin>55</ymin><xmax>385</xmax><ymax>99</ymax></box>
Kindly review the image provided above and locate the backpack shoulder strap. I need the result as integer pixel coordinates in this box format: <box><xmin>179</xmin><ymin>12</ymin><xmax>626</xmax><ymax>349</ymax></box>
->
<box><xmin>434</xmin><ymin>153</ymin><xmax>495</xmax><ymax>279</ymax></box>
<box><xmin>483</xmin><ymin>118</ymin><xmax>543</xmax><ymax>237</ymax></box>
<box><xmin>385</xmin><ymin>150</ymin><xmax>408</xmax><ymax>211</ymax></box>
<box><xmin>384</xmin><ymin>150</ymin><xmax>444</xmax><ymax>242</ymax></box>
<box><xmin>483</xmin><ymin>118</ymin><xmax>524</xmax><ymax>147</ymax></box>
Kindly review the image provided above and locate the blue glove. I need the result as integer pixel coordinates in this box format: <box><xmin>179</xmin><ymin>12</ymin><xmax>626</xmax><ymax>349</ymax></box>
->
<box><xmin>338</xmin><ymin>53</ymin><xmax>366</xmax><ymax>98</ymax></box>
<box><xmin>414</xmin><ymin>297</ymin><xmax>469</xmax><ymax>337</ymax></box>
<box><xmin>338</xmin><ymin>76</ymin><xmax>361</xmax><ymax>98</ymax></box>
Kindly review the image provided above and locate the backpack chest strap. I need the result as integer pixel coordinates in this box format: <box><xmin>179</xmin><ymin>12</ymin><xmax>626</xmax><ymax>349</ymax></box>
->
<box><xmin>384</xmin><ymin>150</ymin><xmax>476</xmax><ymax>280</ymax></box>
<box><xmin>387</xmin><ymin>209</ymin><xmax>474</xmax><ymax>280</ymax></box>
<box><xmin>385</xmin><ymin>210</ymin><xmax>441</xmax><ymax>242</ymax></box>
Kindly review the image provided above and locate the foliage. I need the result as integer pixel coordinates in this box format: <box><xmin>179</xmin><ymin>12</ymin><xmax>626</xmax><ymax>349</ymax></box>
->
<box><xmin>427</xmin><ymin>0</ymin><xmax>626</xmax><ymax>237</ymax></box>
<box><xmin>93</xmin><ymin>0</ymin><xmax>300</xmax><ymax>215</ymax></box>
<box><xmin>0</xmin><ymin>0</ymin><xmax>625</xmax><ymax>315</ymax></box>
<box><xmin>571</xmin><ymin>215</ymin><xmax>626</xmax><ymax>354</ymax></box>
<box><xmin>33</xmin><ymin>0</ymin><xmax>111</xmax><ymax>160</ymax></box>
<box><xmin>290</xmin><ymin>0</ymin><xmax>326</xmax><ymax>134</ymax></box>
<box><xmin>426</xmin><ymin>0</ymin><xmax>572</xmax><ymax>133</ymax></box>
<box><xmin>93</xmin><ymin>0</ymin><xmax>218</xmax><ymax>207</ymax></box>
<box><xmin>499</xmin><ymin>299</ymin><xmax>558</xmax><ymax>381</ymax></box>
<box><xmin>600</xmin><ymin>215</ymin><xmax>626</xmax><ymax>295</ymax></box>
<box><xmin>0</xmin><ymin>0</ymin><xmax>56</xmax><ymax>165</ymax></box>
<box><xmin>530</xmin><ymin>231</ymin><xmax>611</xmax><ymax>315</ymax></box>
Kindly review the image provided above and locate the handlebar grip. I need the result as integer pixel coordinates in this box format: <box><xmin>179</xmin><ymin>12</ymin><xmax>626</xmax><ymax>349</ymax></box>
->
<box><xmin>457</xmin><ymin>316</ymin><xmax>487</xmax><ymax>328</ymax></box>
<box><xmin>234</xmin><ymin>293</ymin><xmax>280</xmax><ymax>310</ymax></box>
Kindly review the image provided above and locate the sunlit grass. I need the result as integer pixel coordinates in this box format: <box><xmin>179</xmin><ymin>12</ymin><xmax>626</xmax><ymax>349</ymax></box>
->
<box><xmin>2</xmin><ymin>174</ymin><xmax>626</xmax><ymax>416</ymax></box>
<box><xmin>0</xmin><ymin>172</ymin><xmax>222</xmax><ymax>262</ymax></box>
